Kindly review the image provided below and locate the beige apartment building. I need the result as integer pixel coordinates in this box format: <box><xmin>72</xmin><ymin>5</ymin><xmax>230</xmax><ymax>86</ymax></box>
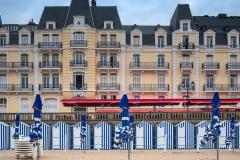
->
<box><xmin>0</xmin><ymin>0</ymin><xmax>240</xmax><ymax>113</ymax></box>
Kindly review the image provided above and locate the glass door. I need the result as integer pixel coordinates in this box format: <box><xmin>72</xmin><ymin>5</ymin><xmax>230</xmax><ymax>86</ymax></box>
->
<box><xmin>52</xmin><ymin>74</ymin><xmax>59</xmax><ymax>89</ymax></box>
<box><xmin>21</xmin><ymin>54</ymin><xmax>29</xmax><ymax>67</ymax></box>
<box><xmin>206</xmin><ymin>74</ymin><xmax>214</xmax><ymax>89</ymax></box>
<box><xmin>157</xmin><ymin>55</ymin><xmax>165</xmax><ymax>67</ymax></box>
<box><xmin>21</xmin><ymin>74</ymin><xmax>28</xmax><ymax>89</ymax></box>
<box><xmin>133</xmin><ymin>54</ymin><xmax>140</xmax><ymax>68</ymax></box>
<box><xmin>230</xmin><ymin>74</ymin><xmax>238</xmax><ymax>90</ymax></box>
<box><xmin>0</xmin><ymin>74</ymin><xmax>7</xmax><ymax>91</ymax></box>
<box><xmin>100</xmin><ymin>54</ymin><xmax>108</xmax><ymax>67</ymax></box>
<box><xmin>43</xmin><ymin>74</ymin><xmax>50</xmax><ymax>89</ymax></box>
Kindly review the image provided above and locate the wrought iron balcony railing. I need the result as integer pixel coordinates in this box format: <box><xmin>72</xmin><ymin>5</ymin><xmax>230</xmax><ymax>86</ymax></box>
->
<box><xmin>0</xmin><ymin>84</ymin><xmax>33</xmax><ymax>92</ymax></box>
<box><xmin>38</xmin><ymin>42</ymin><xmax>62</xmax><ymax>49</ymax></box>
<box><xmin>70</xmin><ymin>40</ymin><xmax>87</xmax><ymax>48</ymax></box>
<box><xmin>129</xmin><ymin>62</ymin><xmax>169</xmax><ymax>70</ymax></box>
<box><xmin>70</xmin><ymin>84</ymin><xmax>87</xmax><ymax>91</ymax></box>
<box><xmin>226</xmin><ymin>62</ymin><xmax>240</xmax><ymax>70</ymax></box>
<box><xmin>179</xmin><ymin>42</ymin><xmax>195</xmax><ymax>50</ymax></box>
<box><xmin>97</xmin><ymin>41</ymin><xmax>120</xmax><ymax>48</ymax></box>
<box><xmin>203</xmin><ymin>84</ymin><xmax>240</xmax><ymax>92</ymax></box>
<box><xmin>97</xmin><ymin>83</ymin><xmax>120</xmax><ymax>90</ymax></box>
<box><xmin>39</xmin><ymin>84</ymin><xmax>62</xmax><ymax>91</ymax></box>
<box><xmin>129</xmin><ymin>84</ymin><xmax>169</xmax><ymax>92</ymax></box>
<box><xmin>180</xmin><ymin>62</ymin><xmax>194</xmax><ymax>69</ymax></box>
<box><xmin>70</xmin><ymin>60</ymin><xmax>88</xmax><ymax>68</ymax></box>
<box><xmin>98</xmin><ymin>61</ymin><xmax>119</xmax><ymax>69</ymax></box>
<box><xmin>39</xmin><ymin>62</ymin><xmax>62</xmax><ymax>69</ymax></box>
<box><xmin>0</xmin><ymin>62</ymin><xmax>33</xmax><ymax>70</ymax></box>
<box><xmin>229</xmin><ymin>45</ymin><xmax>238</xmax><ymax>49</ymax></box>
<box><xmin>202</xmin><ymin>62</ymin><xmax>220</xmax><ymax>70</ymax></box>
<box><xmin>178</xmin><ymin>84</ymin><xmax>195</xmax><ymax>91</ymax></box>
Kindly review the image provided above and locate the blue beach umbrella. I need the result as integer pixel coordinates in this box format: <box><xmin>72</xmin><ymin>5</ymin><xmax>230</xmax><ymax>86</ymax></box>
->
<box><xmin>225</xmin><ymin>117</ymin><xmax>235</xmax><ymax>147</ymax></box>
<box><xmin>29</xmin><ymin>94</ymin><xmax>43</xmax><ymax>142</ymax></box>
<box><xmin>13</xmin><ymin>114</ymin><xmax>20</xmax><ymax>140</ymax></box>
<box><xmin>80</xmin><ymin>115</ymin><xmax>87</xmax><ymax>142</ymax></box>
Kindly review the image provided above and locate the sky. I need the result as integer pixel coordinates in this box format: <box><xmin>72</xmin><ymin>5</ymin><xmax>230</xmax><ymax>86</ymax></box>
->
<box><xmin>0</xmin><ymin>0</ymin><xmax>240</xmax><ymax>25</ymax></box>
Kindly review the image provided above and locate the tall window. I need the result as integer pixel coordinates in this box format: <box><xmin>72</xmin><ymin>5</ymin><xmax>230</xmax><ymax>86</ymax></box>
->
<box><xmin>206</xmin><ymin>36</ymin><xmax>213</xmax><ymax>48</ymax></box>
<box><xmin>0</xmin><ymin>54</ymin><xmax>7</xmax><ymax>68</ymax></box>
<box><xmin>100</xmin><ymin>74</ymin><xmax>108</xmax><ymax>84</ymax></box>
<box><xmin>43</xmin><ymin>74</ymin><xmax>50</xmax><ymax>88</ymax></box>
<box><xmin>21</xmin><ymin>54</ymin><xmax>29</xmax><ymax>67</ymax></box>
<box><xmin>182</xmin><ymin>74</ymin><xmax>190</xmax><ymax>88</ymax></box>
<box><xmin>183</xmin><ymin>23</ymin><xmax>188</xmax><ymax>31</ymax></box>
<box><xmin>110</xmin><ymin>34</ymin><xmax>117</xmax><ymax>42</ymax></box>
<box><xmin>0</xmin><ymin>98</ymin><xmax>7</xmax><ymax>113</ymax></box>
<box><xmin>73</xmin><ymin>32</ymin><xmax>85</xmax><ymax>41</ymax></box>
<box><xmin>52</xmin><ymin>74</ymin><xmax>59</xmax><ymax>88</ymax></box>
<box><xmin>133</xmin><ymin>54</ymin><xmax>140</xmax><ymax>68</ymax></box>
<box><xmin>20</xmin><ymin>98</ymin><xmax>29</xmax><ymax>113</ymax></box>
<box><xmin>230</xmin><ymin>36</ymin><xmax>237</xmax><ymax>48</ymax></box>
<box><xmin>157</xmin><ymin>55</ymin><xmax>165</xmax><ymax>67</ymax></box>
<box><xmin>182</xmin><ymin>35</ymin><xmax>189</xmax><ymax>44</ymax></box>
<box><xmin>42</xmin><ymin>34</ymin><xmax>50</xmax><ymax>42</ymax></box>
<box><xmin>230</xmin><ymin>55</ymin><xmax>237</xmax><ymax>63</ymax></box>
<box><xmin>157</xmin><ymin>74</ymin><xmax>165</xmax><ymax>85</ymax></box>
<box><xmin>74</xmin><ymin>52</ymin><xmax>84</xmax><ymax>64</ymax></box>
<box><xmin>45</xmin><ymin>99</ymin><xmax>58</xmax><ymax>113</ymax></box>
<box><xmin>0</xmin><ymin>35</ymin><xmax>6</xmax><ymax>46</ymax></box>
<box><xmin>21</xmin><ymin>35</ymin><xmax>29</xmax><ymax>45</ymax></box>
<box><xmin>106</xmin><ymin>23</ymin><xmax>111</xmax><ymax>30</ymax></box>
<box><xmin>42</xmin><ymin>54</ymin><xmax>50</xmax><ymax>67</ymax></box>
<box><xmin>0</xmin><ymin>74</ymin><xmax>7</xmax><ymax>91</ymax></box>
<box><xmin>52</xmin><ymin>34</ymin><xmax>59</xmax><ymax>42</ymax></box>
<box><xmin>110</xmin><ymin>74</ymin><xmax>117</xmax><ymax>84</ymax></box>
<box><xmin>132</xmin><ymin>74</ymin><xmax>141</xmax><ymax>87</ymax></box>
<box><xmin>110</xmin><ymin>54</ymin><xmax>117</xmax><ymax>67</ymax></box>
<box><xmin>230</xmin><ymin>74</ymin><xmax>238</xmax><ymax>89</ymax></box>
<box><xmin>206</xmin><ymin>55</ymin><xmax>213</xmax><ymax>63</ymax></box>
<box><xmin>157</xmin><ymin>36</ymin><xmax>165</xmax><ymax>48</ymax></box>
<box><xmin>21</xmin><ymin>74</ymin><xmax>28</xmax><ymax>89</ymax></box>
<box><xmin>206</xmin><ymin>74</ymin><xmax>214</xmax><ymax>89</ymax></box>
<box><xmin>132</xmin><ymin>35</ymin><xmax>140</xmax><ymax>46</ymax></box>
<box><xmin>182</xmin><ymin>55</ymin><xmax>190</xmax><ymax>62</ymax></box>
<box><xmin>73</xmin><ymin>73</ymin><xmax>85</xmax><ymax>90</ymax></box>
<box><xmin>100</xmin><ymin>34</ymin><xmax>107</xmax><ymax>42</ymax></box>
<box><xmin>100</xmin><ymin>54</ymin><xmax>108</xmax><ymax>66</ymax></box>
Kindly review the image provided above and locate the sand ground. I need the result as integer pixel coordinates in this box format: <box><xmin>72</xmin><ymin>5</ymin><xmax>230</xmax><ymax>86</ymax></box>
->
<box><xmin>0</xmin><ymin>150</ymin><xmax>239</xmax><ymax>160</ymax></box>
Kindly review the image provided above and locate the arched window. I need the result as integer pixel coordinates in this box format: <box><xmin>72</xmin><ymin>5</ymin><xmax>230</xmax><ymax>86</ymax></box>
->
<box><xmin>44</xmin><ymin>98</ymin><xmax>58</xmax><ymax>113</ymax></box>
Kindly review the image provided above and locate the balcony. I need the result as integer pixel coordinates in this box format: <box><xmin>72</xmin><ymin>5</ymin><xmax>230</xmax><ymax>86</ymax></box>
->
<box><xmin>203</xmin><ymin>84</ymin><xmax>240</xmax><ymax>92</ymax></box>
<box><xmin>97</xmin><ymin>83</ymin><xmax>120</xmax><ymax>91</ymax></box>
<box><xmin>129</xmin><ymin>84</ymin><xmax>169</xmax><ymax>92</ymax></box>
<box><xmin>39</xmin><ymin>84</ymin><xmax>61</xmax><ymax>92</ymax></box>
<box><xmin>229</xmin><ymin>45</ymin><xmax>238</xmax><ymax>49</ymax></box>
<box><xmin>178</xmin><ymin>84</ymin><xmax>195</xmax><ymax>92</ymax></box>
<box><xmin>97</xmin><ymin>61</ymin><xmax>119</xmax><ymax>70</ymax></box>
<box><xmin>0</xmin><ymin>62</ymin><xmax>33</xmax><ymax>71</ymax></box>
<box><xmin>39</xmin><ymin>62</ymin><xmax>62</xmax><ymax>69</ymax></box>
<box><xmin>0</xmin><ymin>84</ymin><xmax>33</xmax><ymax>92</ymax></box>
<box><xmin>38</xmin><ymin>42</ymin><xmax>62</xmax><ymax>49</ymax></box>
<box><xmin>226</xmin><ymin>62</ymin><xmax>240</xmax><ymax>71</ymax></box>
<box><xmin>129</xmin><ymin>62</ymin><xmax>169</xmax><ymax>71</ymax></box>
<box><xmin>97</xmin><ymin>41</ymin><xmax>120</xmax><ymax>48</ymax></box>
<box><xmin>180</xmin><ymin>62</ymin><xmax>194</xmax><ymax>70</ymax></box>
<box><xmin>70</xmin><ymin>40</ymin><xmax>87</xmax><ymax>48</ymax></box>
<box><xmin>70</xmin><ymin>60</ymin><xmax>88</xmax><ymax>68</ymax></box>
<box><xmin>179</xmin><ymin>42</ymin><xmax>195</xmax><ymax>50</ymax></box>
<box><xmin>70</xmin><ymin>84</ymin><xmax>87</xmax><ymax>91</ymax></box>
<box><xmin>202</xmin><ymin>62</ymin><xmax>220</xmax><ymax>71</ymax></box>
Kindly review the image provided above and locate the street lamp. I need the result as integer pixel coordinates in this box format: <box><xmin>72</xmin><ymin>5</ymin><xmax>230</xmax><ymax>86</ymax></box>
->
<box><xmin>181</xmin><ymin>81</ymin><xmax>195</xmax><ymax>118</ymax></box>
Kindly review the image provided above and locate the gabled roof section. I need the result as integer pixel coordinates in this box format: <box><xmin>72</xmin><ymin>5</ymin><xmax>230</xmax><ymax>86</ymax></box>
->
<box><xmin>38</xmin><ymin>6</ymin><xmax>69</xmax><ymax>29</ymax></box>
<box><xmin>64</xmin><ymin>0</ymin><xmax>94</xmax><ymax>27</ymax></box>
<box><xmin>170</xmin><ymin>4</ymin><xmax>195</xmax><ymax>31</ymax></box>
<box><xmin>91</xmin><ymin>6</ymin><xmax>121</xmax><ymax>29</ymax></box>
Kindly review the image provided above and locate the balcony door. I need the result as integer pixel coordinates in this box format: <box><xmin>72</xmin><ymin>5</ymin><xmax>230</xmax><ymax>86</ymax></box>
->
<box><xmin>132</xmin><ymin>74</ymin><xmax>141</xmax><ymax>90</ymax></box>
<box><xmin>110</xmin><ymin>74</ymin><xmax>117</xmax><ymax>85</ymax></box>
<box><xmin>73</xmin><ymin>32</ymin><xmax>85</xmax><ymax>41</ymax></box>
<box><xmin>42</xmin><ymin>54</ymin><xmax>50</xmax><ymax>67</ymax></box>
<box><xmin>182</xmin><ymin>74</ymin><xmax>190</xmax><ymax>89</ymax></box>
<box><xmin>52</xmin><ymin>74</ymin><xmax>59</xmax><ymax>89</ymax></box>
<box><xmin>230</xmin><ymin>74</ymin><xmax>238</xmax><ymax>89</ymax></box>
<box><xmin>133</xmin><ymin>54</ymin><xmax>140</xmax><ymax>68</ymax></box>
<box><xmin>110</xmin><ymin>34</ymin><xmax>117</xmax><ymax>46</ymax></box>
<box><xmin>0</xmin><ymin>74</ymin><xmax>7</xmax><ymax>90</ymax></box>
<box><xmin>74</xmin><ymin>52</ymin><xmax>84</xmax><ymax>64</ymax></box>
<box><xmin>21</xmin><ymin>74</ymin><xmax>29</xmax><ymax>89</ymax></box>
<box><xmin>206</xmin><ymin>74</ymin><xmax>214</xmax><ymax>89</ymax></box>
<box><xmin>110</xmin><ymin>54</ymin><xmax>117</xmax><ymax>67</ymax></box>
<box><xmin>183</xmin><ymin>35</ymin><xmax>189</xmax><ymax>45</ymax></box>
<box><xmin>157</xmin><ymin>74</ymin><xmax>165</xmax><ymax>89</ymax></box>
<box><xmin>52</xmin><ymin>54</ymin><xmax>59</xmax><ymax>67</ymax></box>
<box><xmin>73</xmin><ymin>73</ymin><xmax>85</xmax><ymax>90</ymax></box>
<box><xmin>157</xmin><ymin>55</ymin><xmax>165</xmax><ymax>67</ymax></box>
<box><xmin>43</xmin><ymin>74</ymin><xmax>50</xmax><ymax>88</ymax></box>
<box><xmin>100</xmin><ymin>74</ymin><xmax>108</xmax><ymax>84</ymax></box>
<box><xmin>100</xmin><ymin>54</ymin><xmax>108</xmax><ymax>66</ymax></box>
<box><xmin>21</xmin><ymin>54</ymin><xmax>29</xmax><ymax>67</ymax></box>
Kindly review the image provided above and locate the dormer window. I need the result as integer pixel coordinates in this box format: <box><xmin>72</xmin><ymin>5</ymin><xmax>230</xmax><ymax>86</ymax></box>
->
<box><xmin>104</xmin><ymin>21</ymin><xmax>113</xmax><ymax>29</ymax></box>
<box><xmin>183</xmin><ymin>23</ymin><xmax>188</xmax><ymax>31</ymax></box>
<box><xmin>157</xmin><ymin>36</ymin><xmax>165</xmax><ymax>48</ymax></box>
<box><xmin>133</xmin><ymin>35</ymin><xmax>140</xmax><ymax>47</ymax></box>
<box><xmin>230</xmin><ymin>36</ymin><xmax>237</xmax><ymax>48</ymax></box>
<box><xmin>0</xmin><ymin>34</ymin><xmax>6</xmax><ymax>46</ymax></box>
<box><xmin>46</xmin><ymin>21</ymin><xmax>56</xmax><ymax>29</ymax></box>
<box><xmin>206</xmin><ymin>36</ymin><xmax>213</xmax><ymax>48</ymax></box>
<box><xmin>21</xmin><ymin>35</ymin><xmax>29</xmax><ymax>45</ymax></box>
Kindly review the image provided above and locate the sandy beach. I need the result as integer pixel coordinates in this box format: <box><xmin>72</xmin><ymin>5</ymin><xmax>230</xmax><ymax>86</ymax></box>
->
<box><xmin>0</xmin><ymin>150</ymin><xmax>239</xmax><ymax>160</ymax></box>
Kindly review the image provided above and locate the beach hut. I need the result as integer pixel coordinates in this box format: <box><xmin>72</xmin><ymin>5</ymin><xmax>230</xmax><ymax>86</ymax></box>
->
<box><xmin>219</xmin><ymin>121</ymin><xmax>231</xmax><ymax>149</ymax></box>
<box><xmin>41</xmin><ymin>122</ymin><xmax>51</xmax><ymax>150</ymax></box>
<box><xmin>10</xmin><ymin>122</ymin><xmax>30</xmax><ymax>149</ymax></box>
<box><xmin>156</xmin><ymin>121</ymin><xmax>173</xmax><ymax>150</ymax></box>
<box><xmin>175</xmin><ymin>121</ymin><xmax>194</xmax><ymax>149</ymax></box>
<box><xmin>73</xmin><ymin>122</ymin><xmax>91</xmax><ymax>150</ymax></box>
<box><xmin>236</xmin><ymin>121</ymin><xmax>240</xmax><ymax>149</ymax></box>
<box><xmin>94</xmin><ymin>121</ymin><xmax>112</xmax><ymax>150</ymax></box>
<box><xmin>195</xmin><ymin>121</ymin><xmax>214</xmax><ymax>149</ymax></box>
<box><xmin>0</xmin><ymin>121</ymin><xmax>10</xmax><ymax>150</ymax></box>
<box><xmin>52</xmin><ymin>122</ymin><xmax>70</xmax><ymax>150</ymax></box>
<box><xmin>135</xmin><ymin>121</ymin><xmax>153</xmax><ymax>150</ymax></box>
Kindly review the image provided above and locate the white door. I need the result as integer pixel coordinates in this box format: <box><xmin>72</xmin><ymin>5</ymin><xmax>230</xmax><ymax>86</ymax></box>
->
<box><xmin>52</xmin><ymin>125</ymin><xmax>60</xmax><ymax>149</ymax></box>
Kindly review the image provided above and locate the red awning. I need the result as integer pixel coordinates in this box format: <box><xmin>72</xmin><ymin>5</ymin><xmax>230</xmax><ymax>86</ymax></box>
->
<box><xmin>61</xmin><ymin>98</ymin><xmax>240</xmax><ymax>107</ymax></box>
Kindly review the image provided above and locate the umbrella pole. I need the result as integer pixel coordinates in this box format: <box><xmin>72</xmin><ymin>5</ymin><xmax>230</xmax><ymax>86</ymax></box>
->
<box><xmin>128</xmin><ymin>137</ymin><xmax>131</xmax><ymax>160</ymax></box>
<box><xmin>232</xmin><ymin>138</ymin><xmax>235</xmax><ymax>154</ymax></box>
<box><xmin>217</xmin><ymin>137</ymin><xmax>219</xmax><ymax>160</ymax></box>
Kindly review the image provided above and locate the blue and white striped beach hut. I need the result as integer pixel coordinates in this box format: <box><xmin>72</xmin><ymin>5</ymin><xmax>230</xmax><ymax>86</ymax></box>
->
<box><xmin>219</xmin><ymin>121</ymin><xmax>231</xmax><ymax>149</ymax></box>
<box><xmin>0</xmin><ymin>122</ymin><xmax>10</xmax><ymax>150</ymax></box>
<box><xmin>156</xmin><ymin>121</ymin><xmax>173</xmax><ymax>150</ymax></box>
<box><xmin>41</xmin><ymin>122</ymin><xmax>51</xmax><ymax>150</ymax></box>
<box><xmin>52</xmin><ymin>122</ymin><xmax>71</xmax><ymax>150</ymax></box>
<box><xmin>175</xmin><ymin>121</ymin><xmax>194</xmax><ymax>149</ymax></box>
<box><xmin>94</xmin><ymin>122</ymin><xmax>112</xmax><ymax>150</ymax></box>
<box><xmin>135</xmin><ymin>121</ymin><xmax>153</xmax><ymax>150</ymax></box>
<box><xmin>195</xmin><ymin>121</ymin><xmax>214</xmax><ymax>149</ymax></box>
<box><xmin>10</xmin><ymin>122</ymin><xmax>30</xmax><ymax>149</ymax></box>
<box><xmin>73</xmin><ymin>122</ymin><xmax>91</xmax><ymax>150</ymax></box>
<box><xmin>236</xmin><ymin>121</ymin><xmax>240</xmax><ymax>149</ymax></box>
<box><xmin>114</xmin><ymin>122</ymin><xmax>129</xmax><ymax>150</ymax></box>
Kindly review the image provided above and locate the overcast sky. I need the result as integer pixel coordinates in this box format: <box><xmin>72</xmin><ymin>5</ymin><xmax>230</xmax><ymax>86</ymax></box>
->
<box><xmin>0</xmin><ymin>0</ymin><xmax>240</xmax><ymax>25</ymax></box>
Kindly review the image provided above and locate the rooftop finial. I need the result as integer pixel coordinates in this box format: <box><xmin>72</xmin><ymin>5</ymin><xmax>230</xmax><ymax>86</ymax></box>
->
<box><xmin>91</xmin><ymin>0</ymin><xmax>96</xmax><ymax>7</ymax></box>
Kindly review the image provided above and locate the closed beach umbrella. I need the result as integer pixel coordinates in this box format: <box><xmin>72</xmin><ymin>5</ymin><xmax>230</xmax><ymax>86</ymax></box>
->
<box><xmin>29</xmin><ymin>94</ymin><xmax>43</xmax><ymax>142</ymax></box>
<box><xmin>80</xmin><ymin>115</ymin><xmax>87</xmax><ymax>142</ymax></box>
<box><xmin>13</xmin><ymin>114</ymin><xmax>20</xmax><ymax>140</ymax></box>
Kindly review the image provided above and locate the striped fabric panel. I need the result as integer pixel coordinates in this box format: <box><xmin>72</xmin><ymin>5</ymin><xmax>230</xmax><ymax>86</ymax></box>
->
<box><xmin>52</xmin><ymin>122</ymin><xmax>70</xmax><ymax>150</ymax></box>
<box><xmin>42</xmin><ymin>123</ymin><xmax>51</xmax><ymax>150</ymax></box>
<box><xmin>10</xmin><ymin>122</ymin><xmax>30</xmax><ymax>149</ymax></box>
<box><xmin>156</xmin><ymin>121</ymin><xmax>173</xmax><ymax>150</ymax></box>
<box><xmin>236</xmin><ymin>122</ymin><xmax>240</xmax><ymax>149</ymax></box>
<box><xmin>176</xmin><ymin>121</ymin><xmax>194</xmax><ymax>149</ymax></box>
<box><xmin>94</xmin><ymin>122</ymin><xmax>112</xmax><ymax>150</ymax></box>
<box><xmin>136</xmin><ymin>121</ymin><xmax>153</xmax><ymax>150</ymax></box>
<box><xmin>72</xmin><ymin>122</ymin><xmax>91</xmax><ymax>150</ymax></box>
<box><xmin>0</xmin><ymin>122</ymin><xmax>10</xmax><ymax>150</ymax></box>
<box><xmin>219</xmin><ymin>121</ymin><xmax>231</xmax><ymax>149</ymax></box>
